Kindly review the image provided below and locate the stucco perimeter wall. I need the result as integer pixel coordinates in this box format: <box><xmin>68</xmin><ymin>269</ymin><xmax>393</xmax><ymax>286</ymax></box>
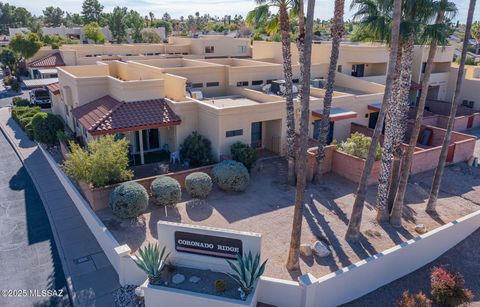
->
<box><xmin>256</xmin><ymin>277</ymin><xmax>303</xmax><ymax>307</ymax></box>
<box><xmin>38</xmin><ymin>145</ymin><xmax>146</xmax><ymax>286</ymax></box>
<box><xmin>312</xmin><ymin>209</ymin><xmax>480</xmax><ymax>307</ymax></box>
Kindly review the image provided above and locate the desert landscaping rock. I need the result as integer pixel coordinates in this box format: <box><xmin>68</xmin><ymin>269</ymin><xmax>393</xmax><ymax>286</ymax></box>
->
<box><xmin>312</xmin><ymin>241</ymin><xmax>331</xmax><ymax>257</ymax></box>
<box><xmin>415</xmin><ymin>224</ymin><xmax>428</xmax><ymax>234</ymax></box>
<box><xmin>172</xmin><ymin>273</ymin><xmax>185</xmax><ymax>284</ymax></box>
<box><xmin>113</xmin><ymin>285</ymin><xmax>145</xmax><ymax>307</ymax></box>
<box><xmin>189</xmin><ymin>276</ymin><xmax>201</xmax><ymax>283</ymax></box>
<box><xmin>300</xmin><ymin>244</ymin><xmax>313</xmax><ymax>257</ymax></box>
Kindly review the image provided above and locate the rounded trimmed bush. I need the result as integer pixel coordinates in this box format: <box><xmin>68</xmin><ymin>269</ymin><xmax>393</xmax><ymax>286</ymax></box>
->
<box><xmin>109</xmin><ymin>181</ymin><xmax>149</xmax><ymax>218</ymax></box>
<box><xmin>212</xmin><ymin>160</ymin><xmax>250</xmax><ymax>192</ymax></box>
<box><xmin>185</xmin><ymin>172</ymin><xmax>213</xmax><ymax>198</ymax></box>
<box><xmin>150</xmin><ymin>176</ymin><xmax>181</xmax><ymax>206</ymax></box>
<box><xmin>31</xmin><ymin>112</ymin><xmax>64</xmax><ymax>145</ymax></box>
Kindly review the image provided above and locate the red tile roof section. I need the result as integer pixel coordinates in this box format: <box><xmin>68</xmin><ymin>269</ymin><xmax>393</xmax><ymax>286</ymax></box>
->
<box><xmin>46</xmin><ymin>83</ymin><xmax>60</xmax><ymax>95</ymax></box>
<box><xmin>27</xmin><ymin>52</ymin><xmax>65</xmax><ymax>68</ymax></box>
<box><xmin>71</xmin><ymin>96</ymin><xmax>181</xmax><ymax>135</ymax></box>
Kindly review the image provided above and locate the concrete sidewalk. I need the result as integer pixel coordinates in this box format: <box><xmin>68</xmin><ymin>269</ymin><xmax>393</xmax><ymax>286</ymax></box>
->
<box><xmin>0</xmin><ymin>107</ymin><xmax>120</xmax><ymax>306</ymax></box>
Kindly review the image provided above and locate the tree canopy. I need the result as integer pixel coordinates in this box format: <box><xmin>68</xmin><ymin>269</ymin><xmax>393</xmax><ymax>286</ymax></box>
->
<box><xmin>42</xmin><ymin>6</ymin><xmax>65</xmax><ymax>27</ymax></box>
<box><xmin>9</xmin><ymin>33</ymin><xmax>43</xmax><ymax>59</ymax></box>
<box><xmin>82</xmin><ymin>0</ymin><xmax>104</xmax><ymax>24</ymax></box>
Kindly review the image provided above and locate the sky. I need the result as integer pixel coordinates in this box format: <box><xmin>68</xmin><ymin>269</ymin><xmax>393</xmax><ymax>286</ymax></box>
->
<box><xmin>6</xmin><ymin>0</ymin><xmax>480</xmax><ymax>23</ymax></box>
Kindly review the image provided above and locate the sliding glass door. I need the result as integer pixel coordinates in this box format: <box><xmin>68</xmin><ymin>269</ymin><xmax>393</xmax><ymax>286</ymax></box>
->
<box><xmin>134</xmin><ymin>128</ymin><xmax>161</xmax><ymax>152</ymax></box>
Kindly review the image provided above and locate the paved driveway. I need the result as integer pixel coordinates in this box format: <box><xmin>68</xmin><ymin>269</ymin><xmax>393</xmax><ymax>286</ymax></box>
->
<box><xmin>0</xmin><ymin>131</ymin><xmax>71</xmax><ymax>306</ymax></box>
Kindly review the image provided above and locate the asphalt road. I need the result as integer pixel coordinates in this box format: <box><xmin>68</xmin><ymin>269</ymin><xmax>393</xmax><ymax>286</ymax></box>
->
<box><xmin>0</xmin><ymin>131</ymin><xmax>71</xmax><ymax>306</ymax></box>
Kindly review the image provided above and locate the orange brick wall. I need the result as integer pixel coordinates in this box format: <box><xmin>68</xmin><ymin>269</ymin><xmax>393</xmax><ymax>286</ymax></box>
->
<box><xmin>306</xmin><ymin>145</ymin><xmax>335</xmax><ymax>181</ymax></box>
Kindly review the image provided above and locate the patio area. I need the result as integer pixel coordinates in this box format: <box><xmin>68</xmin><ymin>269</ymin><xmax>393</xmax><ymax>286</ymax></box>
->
<box><xmin>96</xmin><ymin>156</ymin><xmax>480</xmax><ymax>281</ymax></box>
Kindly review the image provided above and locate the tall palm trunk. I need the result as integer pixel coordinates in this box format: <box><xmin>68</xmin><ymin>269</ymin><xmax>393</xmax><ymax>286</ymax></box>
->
<box><xmin>345</xmin><ymin>0</ymin><xmax>402</xmax><ymax>242</ymax></box>
<box><xmin>426</xmin><ymin>0</ymin><xmax>476</xmax><ymax>212</ymax></box>
<box><xmin>377</xmin><ymin>34</ymin><xmax>415</xmax><ymax>223</ymax></box>
<box><xmin>286</xmin><ymin>0</ymin><xmax>315</xmax><ymax>271</ymax></box>
<box><xmin>391</xmin><ymin>8</ymin><xmax>446</xmax><ymax>223</ymax></box>
<box><xmin>312</xmin><ymin>0</ymin><xmax>345</xmax><ymax>183</ymax></box>
<box><xmin>279</xmin><ymin>4</ymin><xmax>296</xmax><ymax>186</ymax></box>
<box><xmin>375</xmin><ymin>43</ymin><xmax>403</xmax><ymax>222</ymax></box>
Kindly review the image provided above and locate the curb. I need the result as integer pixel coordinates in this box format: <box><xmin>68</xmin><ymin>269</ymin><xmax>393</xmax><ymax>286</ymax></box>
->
<box><xmin>0</xmin><ymin>107</ymin><xmax>77</xmax><ymax>307</ymax></box>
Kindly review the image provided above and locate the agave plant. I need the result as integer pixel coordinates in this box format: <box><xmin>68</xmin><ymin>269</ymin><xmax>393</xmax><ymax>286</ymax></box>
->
<box><xmin>226</xmin><ymin>251</ymin><xmax>267</xmax><ymax>300</ymax></box>
<box><xmin>133</xmin><ymin>243</ymin><xmax>170</xmax><ymax>284</ymax></box>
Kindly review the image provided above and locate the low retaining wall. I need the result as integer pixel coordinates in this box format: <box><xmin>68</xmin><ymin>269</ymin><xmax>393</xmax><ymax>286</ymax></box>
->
<box><xmin>79</xmin><ymin>164</ymin><xmax>215</xmax><ymax>211</ymax></box>
<box><xmin>39</xmin><ymin>145</ymin><xmax>146</xmax><ymax>286</ymax></box>
<box><xmin>312</xmin><ymin>209</ymin><xmax>480</xmax><ymax>306</ymax></box>
<box><xmin>331</xmin><ymin>150</ymin><xmax>380</xmax><ymax>185</ymax></box>
<box><xmin>306</xmin><ymin>147</ymin><xmax>381</xmax><ymax>185</ymax></box>
<box><xmin>419</xmin><ymin>113</ymin><xmax>480</xmax><ymax>132</ymax></box>
<box><xmin>306</xmin><ymin>145</ymin><xmax>335</xmax><ymax>181</ymax></box>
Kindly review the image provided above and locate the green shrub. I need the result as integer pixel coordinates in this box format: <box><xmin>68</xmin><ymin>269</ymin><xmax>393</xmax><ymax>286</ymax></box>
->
<box><xmin>19</xmin><ymin>116</ymin><xmax>33</xmax><ymax>129</ymax></box>
<box><xmin>11</xmin><ymin>106</ymin><xmax>40</xmax><ymax>123</ymax></box>
<box><xmin>185</xmin><ymin>172</ymin><xmax>213</xmax><ymax>198</ymax></box>
<box><xmin>24</xmin><ymin>123</ymin><xmax>34</xmax><ymax>139</ymax></box>
<box><xmin>3</xmin><ymin>76</ymin><xmax>14</xmax><ymax>86</ymax></box>
<box><xmin>31</xmin><ymin>112</ymin><xmax>64</xmax><ymax>145</ymax></box>
<box><xmin>10</xmin><ymin>79</ymin><xmax>20</xmax><ymax>92</ymax></box>
<box><xmin>179</xmin><ymin>131</ymin><xmax>214</xmax><ymax>167</ymax></box>
<box><xmin>12</xmin><ymin>97</ymin><xmax>30</xmax><ymax>107</ymax></box>
<box><xmin>150</xmin><ymin>176</ymin><xmax>181</xmax><ymax>206</ymax></box>
<box><xmin>337</xmin><ymin>132</ymin><xmax>382</xmax><ymax>161</ymax></box>
<box><xmin>62</xmin><ymin>135</ymin><xmax>133</xmax><ymax>188</ymax></box>
<box><xmin>109</xmin><ymin>181</ymin><xmax>149</xmax><ymax>218</ymax></box>
<box><xmin>230</xmin><ymin>142</ymin><xmax>257</xmax><ymax>171</ymax></box>
<box><xmin>212</xmin><ymin>160</ymin><xmax>250</xmax><ymax>192</ymax></box>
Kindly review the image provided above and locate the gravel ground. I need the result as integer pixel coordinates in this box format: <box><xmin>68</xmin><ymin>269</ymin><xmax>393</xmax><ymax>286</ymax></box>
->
<box><xmin>343</xmin><ymin>228</ymin><xmax>480</xmax><ymax>306</ymax></box>
<box><xmin>98</xmin><ymin>156</ymin><xmax>480</xmax><ymax>281</ymax></box>
<box><xmin>113</xmin><ymin>285</ymin><xmax>144</xmax><ymax>307</ymax></box>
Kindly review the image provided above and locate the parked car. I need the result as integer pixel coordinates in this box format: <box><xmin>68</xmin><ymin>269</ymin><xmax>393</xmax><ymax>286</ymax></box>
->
<box><xmin>30</xmin><ymin>88</ymin><xmax>51</xmax><ymax>108</ymax></box>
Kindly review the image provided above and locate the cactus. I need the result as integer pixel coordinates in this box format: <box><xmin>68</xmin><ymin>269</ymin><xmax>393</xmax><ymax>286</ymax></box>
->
<box><xmin>226</xmin><ymin>251</ymin><xmax>267</xmax><ymax>300</ymax></box>
<box><xmin>214</xmin><ymin>279</ymin><xmax>226</xmax><ymax>293</ymax></box>
<box><xmin>133</xmin><ymin>243</ymin><xmax>170</xmax><ymax>284</ymax></box>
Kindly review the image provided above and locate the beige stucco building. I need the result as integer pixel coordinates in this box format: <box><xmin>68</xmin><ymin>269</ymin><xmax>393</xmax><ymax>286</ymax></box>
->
<box><xmin>46</xmin><ymin>40</ymin><xmax>473</xmax><ymax>165</ymax></box>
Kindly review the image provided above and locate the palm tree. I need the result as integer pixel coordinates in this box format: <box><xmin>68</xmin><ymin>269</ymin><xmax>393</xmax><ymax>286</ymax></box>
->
<box><xmin>248</xmin><ymin>0</ymin><xmax>297</xmax><ymax>185</ymax></box>
<box><xmin>472</xmin><ymin>22</ymin><xmax>480</xmax><ymax>54</ymax></box>
<box><xmin>344</xmin><ymin>0</ymin><xmax>402</xmax><ymax>242</ymax></box>
<box><xmin>285</xmin><ymin>0</ymin><xmax>315</xmax><ymax>271</ymax></box>
<box><xmin>376</xmin><ymin>0</ymin><xmax>439</xmax><ymax>223</ymax></box>
<box><xmin>312</xmin><ymin>0</ymin><xmax>345</xmax><ymax>183</ymax></box>
<box><xmin>390</xmin><ymin>0</ymin><xmax>456</xmax><ymax>225</ymax></box>
<box><xmin>426</xmin><ymin>0</ymin><xmax>477</xmax><ymax>213</ymax></box>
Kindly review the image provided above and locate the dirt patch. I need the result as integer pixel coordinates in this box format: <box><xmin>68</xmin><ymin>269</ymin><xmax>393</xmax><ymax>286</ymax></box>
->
<box><xmin>97</xmin><ymin>158</ymin><xmax>480</xmax><ymax>281</ymax></box>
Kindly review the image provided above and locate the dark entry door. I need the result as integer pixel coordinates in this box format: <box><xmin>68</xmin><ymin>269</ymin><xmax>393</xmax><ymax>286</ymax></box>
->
<box><xmin>369</xmin><ymin>112</ymin><xmax>379</xmax><ymax>129</ymax></box>
<box><xmin>251</xmin><ymin>122</ymin><xmax>262</xmax><ymax>148</ymax></box>
<box><xmin>467</xmin><ymin>115</ymin><xmax>474</xmax><ymax>129</ymax></box>
<box><xmin>313</xmin><ymin>120</ymin><xmax>334</xmax><ymax>145</ymax></box>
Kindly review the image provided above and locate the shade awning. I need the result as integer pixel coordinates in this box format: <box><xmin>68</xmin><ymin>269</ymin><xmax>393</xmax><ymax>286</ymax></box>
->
<box><xmin>312</xmin><ymin>107</ymin><xmax>357</xmax><ymax>121</ymax></box>
<box><xmin>368</xmin><ymin>102</ymin><xmax>382</xmax><ymax>112</ymax></box>
<box><xmin>71</xmin><ymin>96</ymin><xmax>181</xmax><ymax>136</ymax></box>
<box><xmin>37</xmin><ymin>68</ymin><xmax>58</xmax><ymax>75</ymax></box>
<box><xmin>22</xmin><ymin>78</ymin><xmax>59</xmax><ymax>89</ymax></box>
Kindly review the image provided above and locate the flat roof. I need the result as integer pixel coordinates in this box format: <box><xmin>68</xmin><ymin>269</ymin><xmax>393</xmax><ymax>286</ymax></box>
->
<box><xmin>333</xmin><ymin>85</ymin><xmax>371</xmax><ymax>96</ymax></box>
<box><xmin>22</xmin><ymin>78</ymin><xmax>59</xmax><ymax>89</ymax></box>
<box><xmin>201</xmin><ymin>95</ymin><xmax>261</xmax><ymax>108</ymax></box>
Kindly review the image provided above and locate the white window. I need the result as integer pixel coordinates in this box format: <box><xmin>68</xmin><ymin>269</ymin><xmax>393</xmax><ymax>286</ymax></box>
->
<box><xmin>238</xmin><ymin>45</ymin><xmax>247</xmax><ymax>53</ymax></box>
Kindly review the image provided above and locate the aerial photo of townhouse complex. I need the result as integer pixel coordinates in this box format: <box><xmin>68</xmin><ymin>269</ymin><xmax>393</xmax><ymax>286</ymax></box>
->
<box><xmin>0</xmin><ymin>0</ymin><xmax>480</xmax><ymax>306</ymax></box>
